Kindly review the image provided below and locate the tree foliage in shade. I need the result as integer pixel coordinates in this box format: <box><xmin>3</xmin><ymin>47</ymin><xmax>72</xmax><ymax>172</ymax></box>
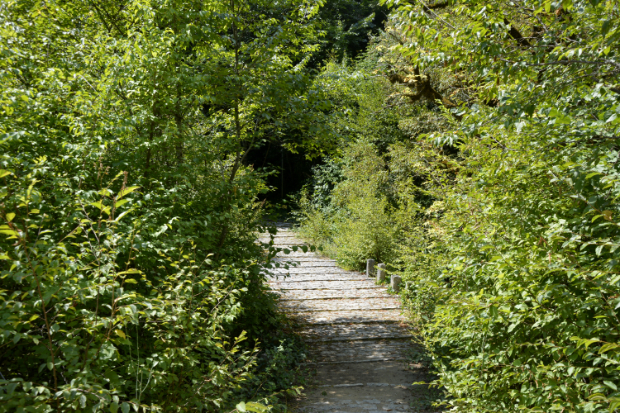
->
<box><xmin>311</xmin><ymin>0</ymin><xmax>389</xmax><ymax>64</ymax></box>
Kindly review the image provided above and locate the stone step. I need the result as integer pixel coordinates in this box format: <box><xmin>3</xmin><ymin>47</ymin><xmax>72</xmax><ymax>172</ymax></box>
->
<box><xmin>305</xmin><ymin>334</ymin><xmax>412</xmax><ymax>343</ymax></box>
<box><xmin>262</xmin><ymin>245</ymin><xmax>312</xmax><ymax>250</ymax></box>
<box><xmin>269</xmin><ymin>280</ymin><xmax>380</xmax><ymax>289</ymax></box>
<box><xmin>275</xmin><ymin>251</ymin><xmax>318</xmax><ymax>257</ymax></box>
<box><xmin>270</xmin><ymin>268</ymin><xmax>360</xmax><ymax>274</ymax></box>
<box><xmin>280</xmin><ymin>294</ymin><xmax>392</xmax><ymax>301</ymax></box>
<box><xmin>317</xmin><ymin>383</ymin><xmax>413</xmax><ymax>389</ymax></box>
<box><xmin>284</xmin><ymin>262</ymin><xmax>339</xmax><ymax>267</ymax></box>
<box><xmin>297</xmin><ymin>361</ymin><xmax>423</xmax><ymax>412</ymax></box>
<box><xmin>307</xmin><ymin>359</ymin><xmax>424</xmax><ymax>385</ymax></box>
<box><xmin>259</xmin><ymin>222</ymin><xmax>293</xmax><ymax>228</ymax></box>
<box><xmin>265</xmin><ymin>270</ymin><xmax>360</xmax><ymax>278</ymax></box>
<box><xmin>272</xmin><ymin>257</ymin><xmax>337</xmax><ymax>263</ymax></box>
<box><xmin>300</xmin><ymin>323</ymin><xmax>411</xmax><ymax>343</ymax></box>
<box><xmin>296</xmin><ymin>395</ymin><xmax>412</xmax><ymax>412</ymax></box>
<box><xmin>268</xmin><ymin>269</ymin><xmax>366</xmax><ymax>276</ymax></box>
<box><xmin>261</xmin><ymin>233</ymin><xmax>297</xmax><ymax>237</ymax></box>
<box><xmin>257</xmin><ymin>237</ymin><xmax>303</xmax><ymax>242</ymax></box>
<box><xmin>280</xmin><ymin>297</ymin><xmax>401</xmax><ymax>312</ymax></box>
<box><xmin>258</xmin><ymin>236</ymin><xmax>304</xmax><ymax>241</ymax></box>
<box><xmin>291</xmin><ymin>309</ymin><xmax>406</xmax><ymax>325</ymax></box>
<box><xmin>271</xmin><ymin>264</ymin><xmax>350</xmax><ymax>271</ymax></box>
<box><xmin>275</xmin><ymin>289</ymin><xmax>392</xmax><ymax>300</ymax></box>
<box><xmin>267</xmin><ymin>274</ymin><xmax>370</xmax><ymax>282</ymax></box>
<box><xmin>308</xmin><ymin>358</ymin><xmax>406</xmax><ymax>365</ymax></box>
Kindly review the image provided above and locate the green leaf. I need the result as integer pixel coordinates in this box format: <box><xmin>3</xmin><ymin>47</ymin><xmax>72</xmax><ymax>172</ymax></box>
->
<box><xmin>581</xmin><ymin>338</ymin><xmax>601</xmax><ymax>349</ymax></box>
<box><xmin>117</xmin><ymin>186</ymin><xmax>140</xmax><ymax>200</ymax></box>
<box><xmin>117</xmin><ymin>269</ymin><xmax>141</xmax><ymax>276</ymax></box>
<box><xmin>245</xmin><ymin>402</ymin><xmax>269</xmax><ymax>412</ymax></box>
<box><xmin>609</xmin><ymin>397</ymin><xmax>620</xmax><ymax>413</ymax></box>
<box><xmin>237</xmin><ymin>402</ymin><xmax>269</xmax><ymax>412</ymax></box>
<box><xmin>599</xmin><ymin>343</ymin><xmax>619</xmax><ymax>353</ymax></box>
<box><xmin>114</xmin><ymin>210</ymin><xmax>132</xmax><ymax>222</ymax></box>
<box><xmin>114</xmin><ymin>199</ymin><xmax>130</xmax><ymax>208</ymax></box>
<box><xmin>0</xmin><ymin>170</ymin><xmax>11</xmax><ymax>179</ymax></box>
<box><xmin>120</xmin><ymin>402</ymin><xmax>130</xmax><ymax>413</ymax></box>
<box><xmin>90</xmin><ymin>201</ymin><xmax>111</xmax><ymax>216</ymax></box>
<box><xmin>5</xmin><ymin>213</ymin><xmax>15</xmax><ymax>222</ymax></box>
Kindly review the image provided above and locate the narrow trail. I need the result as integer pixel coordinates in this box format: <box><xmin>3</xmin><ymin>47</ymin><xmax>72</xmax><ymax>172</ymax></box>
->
<box><xmin>262</xmin><ymin>224</ymin><xmax>433</xmax><ymax>413</ymax></box>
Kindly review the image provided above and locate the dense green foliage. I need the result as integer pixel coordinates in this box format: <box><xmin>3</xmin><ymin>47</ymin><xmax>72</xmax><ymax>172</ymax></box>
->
<box><xmin>0</xmin><ymin>0</ymin><xmax>325</xmax><ymax>411</ymax></box>
<box><xmin>297</xmin><ymin>1</ymin><xmax>620</xmax><ymax>411</ymax></box>
<box><xmin>4</xmin><ymin>0</ymin><xmax>620</xmax><ymax>410</ymax></box>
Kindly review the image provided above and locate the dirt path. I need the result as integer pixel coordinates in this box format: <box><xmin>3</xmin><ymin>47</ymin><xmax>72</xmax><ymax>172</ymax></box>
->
<box><xmin>263</xmin><ymin>224</ymin><xmax>433</xmax><ymax>412</ymax></box>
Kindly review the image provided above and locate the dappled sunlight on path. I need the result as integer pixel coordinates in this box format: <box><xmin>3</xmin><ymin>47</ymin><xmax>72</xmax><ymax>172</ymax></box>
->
<box><xmin>260</xmin><ymin>224</ymin><xmax>437</xmax><ymax>412</ymax></box>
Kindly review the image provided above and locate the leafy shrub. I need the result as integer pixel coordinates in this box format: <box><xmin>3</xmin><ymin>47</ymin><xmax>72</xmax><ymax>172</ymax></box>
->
<box><xmin>407</xmin><ymin>120</ymin><xmax>620</xmax><ymax>413</ymax></box>
<box><xmin>0</xmin><ymin>171</ymin><xmax>270</xmax><ymax>412</ymax></box>
<box><xmin>0</xmin><ymin>0</ymin><xmax>318</xmax><ymax>410</ymax></box>
<box><xmin>379</xmin><ymin>0</ymin><xmax>620</xmax><ymax>409</ymax></box>
<box><xmin>295</xmin><ymin>62</ymin><xmax>406</xmax><ymax>268</ymax></box>
<box><xmin>297</xmin><ymin>141</ymin><xmax>399</xmax><ymax>270</ymax></box>
<box><xmin>299</xmin><ymin>1</ymin><xmax>620</xmax><ymax>411</ymax></box>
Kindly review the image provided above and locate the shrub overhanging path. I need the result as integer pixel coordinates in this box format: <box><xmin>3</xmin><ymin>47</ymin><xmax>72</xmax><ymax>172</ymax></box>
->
<box><xmin>262</xmin><ymin>224</ymin><xmax>427</xmax><ymax>412</ymax></box>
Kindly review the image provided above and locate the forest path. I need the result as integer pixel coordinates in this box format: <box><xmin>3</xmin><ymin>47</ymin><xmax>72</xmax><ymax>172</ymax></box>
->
<box><xmin>261</xmin><ymin>224</ymin><xmax>432</xmax><ymax>413</ymax></box>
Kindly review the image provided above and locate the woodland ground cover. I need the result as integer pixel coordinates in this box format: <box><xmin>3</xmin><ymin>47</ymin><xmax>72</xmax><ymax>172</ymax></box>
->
<box><xmin>297</xmin><ymin>0</ymin><xmax>620</xmax><ymax>412</ymax></box>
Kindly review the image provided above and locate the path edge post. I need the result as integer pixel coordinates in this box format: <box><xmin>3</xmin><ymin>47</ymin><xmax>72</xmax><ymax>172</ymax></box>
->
<box><xmin>366</xmin><ymin>259</ymin><xmax>375</xmax><ymax>278</ymax></box>
<box><xmin>391</xmin><ymin>274</ymin><xmax>402</xmax><ymax>292</ymax></box>
<box><xmin>376</xmin><ymin>263</ymin><xmax>386</xmax><ymax>283</ymax></box>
